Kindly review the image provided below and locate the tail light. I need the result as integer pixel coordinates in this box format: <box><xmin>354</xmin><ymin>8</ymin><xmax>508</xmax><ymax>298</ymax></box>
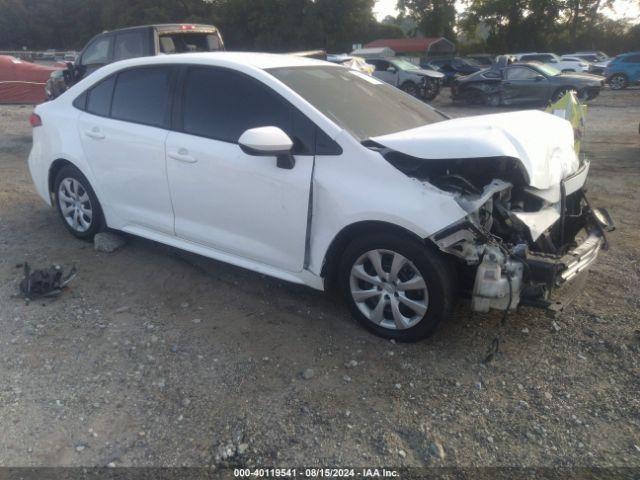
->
<box><xmin>29</xmin><ymin>113</ymin><xmax>42</xmax><ymax>127</ymax></box>
<box><xmin>180</xmin><ymin>24</ymin><xmax>196</xmax><ymax>30</ymax></box>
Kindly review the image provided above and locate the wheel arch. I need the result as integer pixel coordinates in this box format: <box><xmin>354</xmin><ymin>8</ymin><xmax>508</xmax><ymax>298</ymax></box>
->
<box><xmin>48</xmin><ymin>158</ymin><xmax>75</xmax><ymax>198</ymax></box>
<box><xmin>320</xmin><ymin>220</ymin><xmax>439</xmax><ymax>293</ymax></box>
<box><xmin>400</xmin><ymin>79</ymin><xmax>419</xmax><ymax>90</ymax></box>
<box><xmin>48</xmin><ymin>158</ymin><xmax>107</xmax><ymax>229</ymax></box>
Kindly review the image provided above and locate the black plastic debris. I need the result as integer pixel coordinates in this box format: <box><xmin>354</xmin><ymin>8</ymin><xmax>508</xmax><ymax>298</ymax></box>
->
<box><xmin>19</xmin><ymin>263</ymin><xmax>77</xmax><ymax>300</ymax></box>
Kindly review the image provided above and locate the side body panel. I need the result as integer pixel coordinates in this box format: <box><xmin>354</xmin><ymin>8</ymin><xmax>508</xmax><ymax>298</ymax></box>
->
<box><xmin>165</xmin><ymin>131</ymin><xmax>314</xmax><ymax>272</ymax></box>
<box><xmin>76</xmin><ymin>113</ymin><xmax>174</xmax><ymax>234</ymax></box>
<box><xmin>306</xmin><ymin>131</ymin><xmax>468</xmax><ymax>276</ymax></box>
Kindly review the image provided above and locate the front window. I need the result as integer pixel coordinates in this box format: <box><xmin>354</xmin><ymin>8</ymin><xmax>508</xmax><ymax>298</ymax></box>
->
<box><xmin>114</xmin><ymin>32</ymin><xmax>147</xmax><ymax>61</ymax></box>
<box><xmin>82</xmin><ymin>36</ymin><xmax>111</xmax><ymax>66</ymax></box>
<box><xmin>268</xmin><ymin>66</ymin><xmax>445</xmax><ymax>141</ymax></box>
<box><xmin>506</xmin><ymin>66</ymin><xmax>540</xmax><ymax>80</ymax></box>
<box><xmin>531</xmin><ymin>63</ymin><xmax>560</xmax><ymax>76</ymax></box>
<box><xmin>390</xmin><ymin>58</ymin><xmax>419</xmax><ymax>71</ymax></box>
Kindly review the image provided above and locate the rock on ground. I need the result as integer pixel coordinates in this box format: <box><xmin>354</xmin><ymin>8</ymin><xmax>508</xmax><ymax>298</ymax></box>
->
<box><xmin>94</xmin><ymin>232</ymin><xmax>126</xmax><ymax>253</ymax></box>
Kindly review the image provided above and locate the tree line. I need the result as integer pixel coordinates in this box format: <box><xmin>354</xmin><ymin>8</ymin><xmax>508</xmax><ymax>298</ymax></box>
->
<box><xmin>393</xmin><ymin>0</ymin><xmax>640</xmax><ymax>54</ymax></box>
<box><xmin>0</xmin><ymin>0</ymin><xmax>638</xmax><ymax>55</ymax></box>
<box><xmin>0</xmin><ymin>0</ymin><xmax>403</xmax><ymax>52</ymax></box>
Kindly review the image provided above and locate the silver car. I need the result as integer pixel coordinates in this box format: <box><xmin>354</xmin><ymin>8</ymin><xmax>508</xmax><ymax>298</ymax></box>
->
<box><xmin>368</xmin><ymin>57</ymin><xmax>445</xmax><ymax>101</ymax></box>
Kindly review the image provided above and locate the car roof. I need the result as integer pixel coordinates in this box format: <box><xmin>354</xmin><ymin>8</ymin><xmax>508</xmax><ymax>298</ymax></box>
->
<box><xmin>103</xmin><ymin>23</ymin><xmax>220</xmax><ymax>33</ymax></box>
<box><xmin>102</xmin><ymin>51</ymin><xmax>334</xmax><ymax>71</ymax></box>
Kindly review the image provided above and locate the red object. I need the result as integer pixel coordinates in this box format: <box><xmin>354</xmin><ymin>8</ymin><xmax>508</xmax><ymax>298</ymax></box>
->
<box><xmin>29</xmin><ymin>113</ymin><xmax>42</xmax><ymax>127</ymax></box>
<box><xmin>0</xmin><ymin>55</ymin><xmax>62</xmax><ymax>104</ymax></box>
<box><xmin>364</xmin><ymin>37</ymin><xmax>447</xmax><ymax>53</ymax></box>
<box><xmin>180</xmin><ymin>24</ymin><xmax>196</xmax><ymax>30</ymax></box>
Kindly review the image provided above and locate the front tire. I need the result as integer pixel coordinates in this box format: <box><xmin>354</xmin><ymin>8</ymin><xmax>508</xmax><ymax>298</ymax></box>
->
<box><xmin>552</xmin><ymin>87</ymin><xmax>577</xmax><ymax>102</ymax></box>
<box><xmin>422</xmin><ymin>79</ymin><xmax>440</xmax><ymax>101</ymax></box>
<box><xmin>338</xmin><ymin>233</ymin><xmax>454</xmax><ymax>342</ymax></box>
<box><xmin>53</xmin><ymin>165</ymin><xmax>104</xmax><ymax>240</ymax></box>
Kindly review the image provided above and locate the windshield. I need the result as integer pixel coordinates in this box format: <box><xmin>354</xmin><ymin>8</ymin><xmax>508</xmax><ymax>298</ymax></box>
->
<box><xmin>390</xmin><ymin>58</ymin><xmax>420</xmax><ymax>70</ymax></box>
<box><xmin>533</xmin><ymin>63</ymin><xmax>561</xmax><ymax>76</ymax></box>
<box><xmin>268</xmin><ymin>66</ymin><xmax>445</xmax><ymax>141</ymax></box>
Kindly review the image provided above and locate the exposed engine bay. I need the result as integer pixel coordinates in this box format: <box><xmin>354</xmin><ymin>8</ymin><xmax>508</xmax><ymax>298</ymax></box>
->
<box><xmin>379</xmin><ymin>149</ymin><xmax>615</xmax><ymax>313</ymax></box>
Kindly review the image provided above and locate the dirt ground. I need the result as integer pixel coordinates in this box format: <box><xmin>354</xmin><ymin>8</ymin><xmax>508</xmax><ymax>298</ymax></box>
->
<box><xmin>0</xmin><ymin>87</ymin><xmax>638</xmax><ymax>472</ymax></box>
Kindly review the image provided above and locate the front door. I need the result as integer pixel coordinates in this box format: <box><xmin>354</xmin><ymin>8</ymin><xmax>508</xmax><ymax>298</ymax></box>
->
<box><xmin>502</xmin><ymin>66</ymin><xmax>550</xmax><ymax>104</ymax></box>
<box><xmin>165</xmin><ymin>66</ymin><xmax>314</xmax><ymax>272</ymax></box>
<box><xmin>371</xmin><ymin>60</ymin><xmax>400</xmax><ymax>86</ymax></box>
<box><xmin>77</xmin><ymin>66</ymin><xmax>176</xmax><ymax>234</ymax></box>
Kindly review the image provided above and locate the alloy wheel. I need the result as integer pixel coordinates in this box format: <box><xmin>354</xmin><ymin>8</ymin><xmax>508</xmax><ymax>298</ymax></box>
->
<box><xmin>349</xmin><ymin>249</ymin><xmax>429</xmax><ymax>330</ymax></box>
<box><xmin>401</xmin><ymin>83</ymin><xmax>418</xmax><ymax>97</ymax></box>
<box><xmin>57</xmin><ymin>177</ymin><xmax>93</xmax><ymax>233</ymax></box>
<box><xmin>609</xmin><ymin>74</ymin><xmax>627</xmax><ymax>90</ymax></box>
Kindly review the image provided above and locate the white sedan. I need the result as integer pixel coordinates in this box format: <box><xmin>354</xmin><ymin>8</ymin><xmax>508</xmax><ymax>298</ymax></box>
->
<box><xmin>28</xmin><ymin>52</ymin><xmax>613</xmax><ymax>341</ymax></box>
<box><xmin>514</xmin><ymin>53</ymin><xmax>591</xmax><ymax>73</ymax></box>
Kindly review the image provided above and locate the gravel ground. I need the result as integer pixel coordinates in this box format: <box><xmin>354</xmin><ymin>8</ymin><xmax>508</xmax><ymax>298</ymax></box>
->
<box><xmin>0</xmin><ymin>88</ymin><xmax>638</xmax><ymax>470</ymax></box>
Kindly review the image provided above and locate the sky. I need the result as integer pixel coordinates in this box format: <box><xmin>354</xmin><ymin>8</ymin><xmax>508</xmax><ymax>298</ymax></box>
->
<box><xmin>373</xmin><ymin>0</ymin><xmax>640</xmax><ymax>22</ymax></box>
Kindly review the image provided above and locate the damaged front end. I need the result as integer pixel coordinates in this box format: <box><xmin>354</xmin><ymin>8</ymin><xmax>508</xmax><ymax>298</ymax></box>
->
<box><xmin>426</xmin><ymin>158</ymin><xmax>614</xmax><ymax>313</ymax></box>
<box><xmin>374</xmin><ymin>145</ymin><xmax>614</xmax><ymax>314</ymax></box>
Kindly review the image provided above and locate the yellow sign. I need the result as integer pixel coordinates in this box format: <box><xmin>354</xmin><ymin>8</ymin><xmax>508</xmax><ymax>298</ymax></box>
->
<box><xmin>546</xmin><ymin>91</ymin><xmax>587</xmax><ymax>154</ymax></box>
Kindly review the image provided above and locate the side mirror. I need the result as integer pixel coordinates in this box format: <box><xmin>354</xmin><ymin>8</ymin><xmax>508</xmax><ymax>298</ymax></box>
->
<box><xmin>549</xmin><ymin>59</ymin><xmax>558</xmax><ymax>63</ymax></box>
<box><xmin>387</xmin><ymin>66</ymin><xmax>397</xmax><ymax>73</ymax></box>
<box><xmin>238</xmin><ymin>126</ymin><xmax>295</xmax><ymax>169</ymax></box>
<box><xmin>535</xmin><ymin>74</ymin><xmax>545</xmax><ymax>82</ymax></box>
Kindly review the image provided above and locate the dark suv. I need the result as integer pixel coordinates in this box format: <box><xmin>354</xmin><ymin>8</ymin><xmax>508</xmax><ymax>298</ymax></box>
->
<box><xmin>46</xmin><ymin>23</ymin><xmax>224</xmax><ymax>99</ymax></box>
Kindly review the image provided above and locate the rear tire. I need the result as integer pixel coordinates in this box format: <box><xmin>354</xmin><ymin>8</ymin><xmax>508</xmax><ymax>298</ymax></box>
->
<box><xmin>400</xmin><ymin>81</ymin><xmax>419</xmax><ymax>97</ymax></box>
<box><xmin>338</xmin><ymin>233</ymin><xmax>455</xmax><ymax>342</ymax></box>
<box><xmin>53</xmin><ymin>165</ymin><xmax>104</xmax><ymax>240</ymax></box>
<box><xmin>609</xmin><ymin>73</ymin><xmax>628</xmax><ymax>90</ymax></box>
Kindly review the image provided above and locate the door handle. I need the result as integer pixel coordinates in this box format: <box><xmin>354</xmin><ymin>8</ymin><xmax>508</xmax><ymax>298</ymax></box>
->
<box><xmin>503</xmin><ymin>82</ymin><xmax>512</xmax><ymax>86</ymax></box>
<box><xmin>84</xmin><ymin>128</ymin><xmax>105</xmax><ymax>140</ymax></box>
<box><xmin>168</xmin><ymin>149</ymin><xmax>197</xmax><ymax>163</ymax></box>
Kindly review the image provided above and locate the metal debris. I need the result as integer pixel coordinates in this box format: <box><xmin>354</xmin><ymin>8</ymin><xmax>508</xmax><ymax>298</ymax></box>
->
<box><xmin>18</xmin><ymin>262</ymin><xmax>76</xmax><ymax>300</ymax></box>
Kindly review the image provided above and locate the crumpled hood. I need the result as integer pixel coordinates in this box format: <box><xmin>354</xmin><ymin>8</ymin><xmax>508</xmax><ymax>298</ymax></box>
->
<box><xmin>371</xmin><ymin>110</ymin><xmax>579</xmax><ymax>190</ymax></box>
<box><xmin>413</xmin><ymin>68</ymin><xmax>445</xmax><ymax>79</ymax></box>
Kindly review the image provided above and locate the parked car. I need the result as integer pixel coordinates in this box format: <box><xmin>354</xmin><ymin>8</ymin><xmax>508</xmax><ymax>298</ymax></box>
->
<box><xmin>451</xmin><ymin>57</ymin><xmax>605</xmax><ymax>106</ymax></box>
<box><xmin>368</xmin><ymin>57</ymin><xmax>444</xmax><ymax>100</ymax></box>
<box><xmin>45</xmin><ymin>23</ymin><xmax>224</xmax><ymax>99</ymax></box>
<box><xmin>326</xmin><ymin>54</ymin><xmax>375</xmax><ymax>75</ymax></box>
<box><xmin>558</xmin><ymin>51</ymin><xmax>610</xmax><ymax>76</ymax></box>
<box><xmin>560</xmin><ymin>55</ymin><xmax>594</xmax><ymax>72</ymax></box>
<box><xmin>604</xmin><ymin>51</ymin><xmax>640</xmax><ymax>90</ymax></box>
<box><xmin>28</xmin><ymin>52</ymin><xmax>613</xmax><ymax>342</ymax></box>
<box><xmin>421</xmin><ymin>56</ymin><xmax>482</xmax><ymax>85</ymax></box>
<box><xmin>573</xmin><ymin>51</ymin><xmax>609</xmax><ymax>62</ymax></box>
<box><xmin>513</xmin><ymin>53</ymin><xmax>590</xmax><ymax>73</ymax></box>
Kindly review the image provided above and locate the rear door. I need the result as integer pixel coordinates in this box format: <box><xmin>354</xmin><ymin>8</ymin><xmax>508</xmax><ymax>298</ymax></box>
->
<box><xmin>77</xmin><ymin>66</ymin><xmax>176</xmax><ymax>234</ymax></box>
<box><xmin>164</xmin><ymin>66</ymin><xmax>315</xmax><ymax>272</ymax></box>
<box><xmin>621</xmin><ymin>54</ymin><xmax>640</xmax><ymax>81</ymax></box>
<box><xmin>502</xmin><ymin>66</ymin><xmax>548</xmax><ymax>104</ymax></box>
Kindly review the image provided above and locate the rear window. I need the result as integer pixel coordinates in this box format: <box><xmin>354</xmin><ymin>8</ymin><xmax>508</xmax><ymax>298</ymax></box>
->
<box><xmin>86</xmin><ymin>76</ymin><xmax>115</xmax><ymax>116</ymax></box>
<box><xmin>111</xmin><ymin>67</ymin><xmax>173</xmax><ymax>128</ymax></box>
<box><xmin>158</xmin><ymin>33</ymin><xmax>222</xmax><ymax>54</ymax></box>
